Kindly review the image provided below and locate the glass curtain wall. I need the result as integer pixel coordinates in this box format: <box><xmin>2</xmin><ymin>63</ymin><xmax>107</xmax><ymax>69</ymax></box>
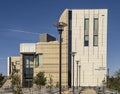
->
<box><xmin>23</xmin><ymin>54</ymin><xmax>34</xmax><ymax>87</ymax></box>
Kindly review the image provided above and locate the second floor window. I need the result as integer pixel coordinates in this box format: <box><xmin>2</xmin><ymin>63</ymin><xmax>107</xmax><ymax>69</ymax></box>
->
<box><xmin>93</xmin><ymin>18</ymin><xmax>99</xmax><ymax>46</ymax></box>
<box><xmin>84</xmin><ymin>18</ymin><xmax>89</xmax><ymax>46</ymax></box>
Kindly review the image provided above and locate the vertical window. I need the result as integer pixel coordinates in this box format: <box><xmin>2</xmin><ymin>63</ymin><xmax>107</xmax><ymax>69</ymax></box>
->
<box><xmin>93</xmin><ymin>18</ymin><xmax>99</xmax><ymax>46</ymax></box>
<box><xmin>93</xmin><ymin>35</ymin><xmax>98</xmax><ymax>46</ymax></box>
<box><xmin>84</xmin><ymin>35</ymin><xmax>89</xmax><ymax>46</ymax></box>
<box><xmin>23</xmin><ymin>55</ymin><xmax>34</xmax><ymax>87</ymax></box>
<box><xmin>84</xmin><ymin>18</ymin><xmax>89</xmax><ymax>34</ymax></box>
<box><xmin>29</xmin><ymin>56</ymin><xmax>34</xmax><ymax>67</ymax></box>
<box><xmin>23</xmin><ymin>55</ymin><xmax>34</xmax><ymax>78</ymax></box>
<box><xmin>94</xmin><ymin>18</ymin><xmax>99</xmax><ymax>34</ymax></box>
<box><xmin>84</xmin><ymin>18</ymin><xmax>89</xmax><ymax>46</ymax></box>
<box><xmin>68</xmin><ymin>10</ymin><xmax>72</xmax><ymax>87</ymax></box>
<box><xmin>36</xmin><ymin>54</ymin><xmax>43</xmax><ymax>67</ymax></box>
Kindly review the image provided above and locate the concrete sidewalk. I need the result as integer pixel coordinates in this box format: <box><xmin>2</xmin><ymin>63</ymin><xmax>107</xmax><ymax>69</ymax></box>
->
<box><xmin>80</xmin><ymin>88</ymin><xmax>97</xmax><ymax>94</ymax></box>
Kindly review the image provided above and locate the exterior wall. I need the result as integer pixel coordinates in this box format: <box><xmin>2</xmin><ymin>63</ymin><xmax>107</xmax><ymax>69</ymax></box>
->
<box><xmin>7</xmin><ymin>57</ymin><xmax>10</xmax><ymax>76</ymax></box>
<box><xmin>7</xmin><ymin>56</ymin><xmax>21</xmax><ymax>76</ymax></box>
<box><xmin>39</xmin><ymin>34</ymin><xmax>56</xmax><ymax>42</ymax></box>
<box><xmin>20</xmin><ymin>43</ymin><xmax>36</xmax><ymax>53</ymax></box>
<box><xmin>35</xmin><ymin>41</ymin><xmax>68</xmax><ymax>86</ymax></box>
<box><xmin>71</xmin><ymin>9</ymin><xmax>108</xmax><ymax>86</ymax></box>
<box><xmin>35</xmin><ymin>41</ymin><xmax>59</xmax><ymax>86</ymax></box>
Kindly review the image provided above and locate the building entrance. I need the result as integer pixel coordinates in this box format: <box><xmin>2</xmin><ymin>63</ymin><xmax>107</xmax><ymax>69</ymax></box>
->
<box><xmin>23</xmin><ymin>54</ymin><xmax>34</xmax><ymax>87</ymax></box>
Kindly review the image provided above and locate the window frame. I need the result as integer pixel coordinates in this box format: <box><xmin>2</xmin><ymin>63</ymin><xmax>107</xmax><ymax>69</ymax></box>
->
<box><xmin>84</xmin><ymin>18</ymin><xmax>89</xmax><ymax>47</ymax></box>
<box><xmin>93</xmin><ymin>18</ymin><xmax>99</xmax><ymax>46</ymax></box>
<box><xmin>35</xmin><ymin>53</ymin><xmax>43</xmax><ymax>67</ymax></box>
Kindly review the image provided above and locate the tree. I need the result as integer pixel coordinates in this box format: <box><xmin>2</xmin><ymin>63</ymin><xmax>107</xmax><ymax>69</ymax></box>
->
<box><xmin>11</xmin><ymin>74</ymin><xmax>21</xmax><ymax>94</ymax></box>
<box><xmin>107</xmin><ymin>69</ymin><xmax>120</xmax><ymax>93</ymax></box>
<box><xmin>114</xmin><ymin>69</ymin><xmax>120</xmax><ymax>78</ymax></box>
<box><xmin>0</xmin><ymin>73</ymin><xmax>4</xmax><ymax>87</ymax></box>
<box><xmin>34</xmin><ymin>71</ymin><xmax>47</xmax><ymax>89</ymax></box>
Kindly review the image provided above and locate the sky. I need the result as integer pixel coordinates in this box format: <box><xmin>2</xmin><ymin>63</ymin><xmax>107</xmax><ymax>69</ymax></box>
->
<box><xmin>0</xmin><ymin>0</ymin><xmax>120</xmax><ymax>76</ymax></box>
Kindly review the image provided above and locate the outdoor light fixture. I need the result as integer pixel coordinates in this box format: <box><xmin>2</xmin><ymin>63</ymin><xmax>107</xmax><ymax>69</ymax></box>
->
<box><xmin>54</xmin><ymin>22</ymin><xmax>67</xmax><ymax>33</ymax></box>
<box><xmin>71</xmin><ymin>52</ymin><xmax>77</xmax><ymax>93</ymax></box>
<box><xmin>79</xmin><ymin>65</ymin><xmax>81</xmax><ymax>87</ymax></box>
<box><xmin>76</xmin><ymin>60</ymin><xmax>79</xmax><ymax>89</ymax></box>
<box><xmin>54</xmin><ymin>22</ymin><xmax>67</xmax><ymax>94</ymax></box>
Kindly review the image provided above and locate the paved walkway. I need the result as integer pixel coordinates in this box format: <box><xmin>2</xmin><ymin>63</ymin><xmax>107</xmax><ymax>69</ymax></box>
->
<box><xmin>80</xmin><ymin>88</ymin><xmax>97</xmax><ymax>94</ymax></box>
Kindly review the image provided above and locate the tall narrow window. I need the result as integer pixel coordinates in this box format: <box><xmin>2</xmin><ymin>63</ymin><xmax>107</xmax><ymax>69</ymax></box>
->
<box><xmin>93</xmin><ymin>35</ymin><xmax>98</xmax><ymax>46</ymax></box>
<box><xmin>23</xmin><ymin>55</ymin><xmax>34</xmax><ymax>87</ymax></box>
<box><xmin>68</xmin><ymin>10</ymin><xmax>72</xmax><ymax>87</ymax></box>
<box><xmin>84</xmin><ymin>35</ymin><xmax>89</xmax><ymax>46</ymax></box>
<box><xmin>36</xmin><ymin>54</ymin><xmax>43</xmax><ymax>67</ymax></box>
<box><xmin>23</xmin><ymin>55</ymin><xmax>34</xmax><ymax>78</ymax></box>
<box><xmin>94</xmin><ymin>18</ymin><xmax>99</xmax><ymax>34</ymax></box>
<box><xmin>93</xmin><ymin>18</ymin><xmax>99</xmax><ymax>46</ymax></box>
<box><xmin>84</xmin><ymin>18</ymin><xmax>89</xmax><ymax>46</ymax></box>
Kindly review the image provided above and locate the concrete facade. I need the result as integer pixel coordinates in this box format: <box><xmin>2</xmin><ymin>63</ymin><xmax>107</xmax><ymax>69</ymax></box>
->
<box><xmin>39</xmin><ymin>33</ymin><xmax>56</xmax><ymax>42</ymax></box>
<box><xmin>7</xmin><ymin>56</ymin><xmax>20</xmax><ymax>76</ymax></box>
<box><xmin>70</xmin><ymin>9</ymin><xmax>108</xmax><ymax>87</ymax></box>
<box><xmin>35</xmin><ymin>41</ymin><xmax>68</xmax><ymax>86</ymax></box>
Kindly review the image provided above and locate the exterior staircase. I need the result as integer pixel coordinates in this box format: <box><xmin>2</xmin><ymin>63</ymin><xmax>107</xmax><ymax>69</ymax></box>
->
<box><xmin>1</xmin><ymin>78</ymin><xmax>12</xmax><ymax>88</ymax></box>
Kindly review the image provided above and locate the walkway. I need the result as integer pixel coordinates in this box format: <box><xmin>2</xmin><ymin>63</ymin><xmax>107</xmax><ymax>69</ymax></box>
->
<box><xmin>80</xmin><ymin>88</ymin><xmax>97</xmax><ymax>94</ymax></box>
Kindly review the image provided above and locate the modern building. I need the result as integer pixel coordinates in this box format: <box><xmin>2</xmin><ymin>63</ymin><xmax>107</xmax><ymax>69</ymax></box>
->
<box><xmin>8</xmin><ymin>33</ymin><xmax>69</xmax><ymax>88</ymax></box>
<box><xmin>7</xmin><ymin>9</ymin><xmax>108</xmax><ymax>88</ymax></box>
<box><xmin>57</xmin><ymin>8</ymin><xmax>107</xmax><ymax>87</ymax></box>
<box><xmin>67</xmin><ymin>9</ymin><xmax>108</xmax><ymax>87</ymax></box>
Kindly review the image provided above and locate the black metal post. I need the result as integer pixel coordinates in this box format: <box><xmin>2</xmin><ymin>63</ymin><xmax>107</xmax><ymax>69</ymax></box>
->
<box><xmin>79</xmin><ymin>65</ymin><xmax>81</xmax><ymax>87</ymax></box>
<box><xmin>76</xmin><ymin>61</ymin><xmax>79</xmax><ymax>89</ymax></box>
<box><xmin>59</xmin><ymin>31</ymin><xmax>62</xmax><ymax>94</ymax></box>
<box><xmin>54</xmin><ymin>22</ymin><xmax>67</xmax><ymax>94</ymax></box>
<box><xmin>73</xmin><ymin>54</ymin><xmax>74</xmax><ymax>93</ymax></box>
<box><xmin>72</xmin><ymin>52</ymin><xmax>76</xmax><ymax>94</ymax></box>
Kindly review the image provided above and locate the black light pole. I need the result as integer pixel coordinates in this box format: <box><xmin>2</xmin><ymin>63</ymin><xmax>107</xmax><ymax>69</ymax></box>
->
<box><xmin>54</xmin><ymin>22</ymin><xmax>67</xmax><ymax>94</ymax></box>
<box><xmin>76</xmin><ymin>61</ymin><xmax>79</xmax><ymax>89</ymax></box>
<box><xmin>72</xmin><ymin>52</ymin><xmax>76</xmax><ymax>93</ymax></box>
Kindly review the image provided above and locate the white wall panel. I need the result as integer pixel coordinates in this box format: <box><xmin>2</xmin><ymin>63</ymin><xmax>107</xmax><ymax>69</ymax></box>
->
<box><xmin>20</xmin><ymin>43</ymin><xmax>36</xmax><ymax>53</ymax></box>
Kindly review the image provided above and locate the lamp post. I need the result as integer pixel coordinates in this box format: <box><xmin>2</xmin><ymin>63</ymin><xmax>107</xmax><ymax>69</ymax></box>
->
<box><xmin>71</xmin><ymin>52</ymin><xmax>76</xmax><ymax>93</ymax></box>
<box><xmin>54</xmin><ymin>22</ymin><xmax>67</xmax><ymax>94</ymax></box>
<box><xmin>76</xmin><ymin>61</ymin><xmax>79</xmax><ymax>89</ymax></box>
<box><xmin>79</xmin><ymin>65</ymin><xmax>81</xmax><ymax>87</ymax></box>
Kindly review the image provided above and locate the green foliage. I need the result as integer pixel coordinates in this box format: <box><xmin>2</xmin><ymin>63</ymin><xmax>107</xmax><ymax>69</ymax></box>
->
<box><xmin>107</xmin><ymin>69</ymin><xmax>120</xmax><ymax>93</ymax></box>
<box><xmin>114</xmin><ymin>69</ymin><xmax>120</xmax><ymax>78</ymax></box>
<box><xmin>11</xmin><ymin>74</ymin><xmax>21</xmax><ymax>94</ymax></box>
<box><xmin>34</xmin><ymin>71</ymin><xmax>47</xmax><ymax>88</ymax></box>
<box><xmin>0</xmin><ymin>73</ymin><xmax>4</xmax><ymax>86</ymax></box>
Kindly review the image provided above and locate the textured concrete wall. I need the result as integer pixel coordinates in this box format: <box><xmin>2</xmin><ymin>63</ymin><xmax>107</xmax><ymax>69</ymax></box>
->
<box><xmin>71</xmin><ymin>9</ymin><xmax>108</xmax><ymax>86</ymax></box>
